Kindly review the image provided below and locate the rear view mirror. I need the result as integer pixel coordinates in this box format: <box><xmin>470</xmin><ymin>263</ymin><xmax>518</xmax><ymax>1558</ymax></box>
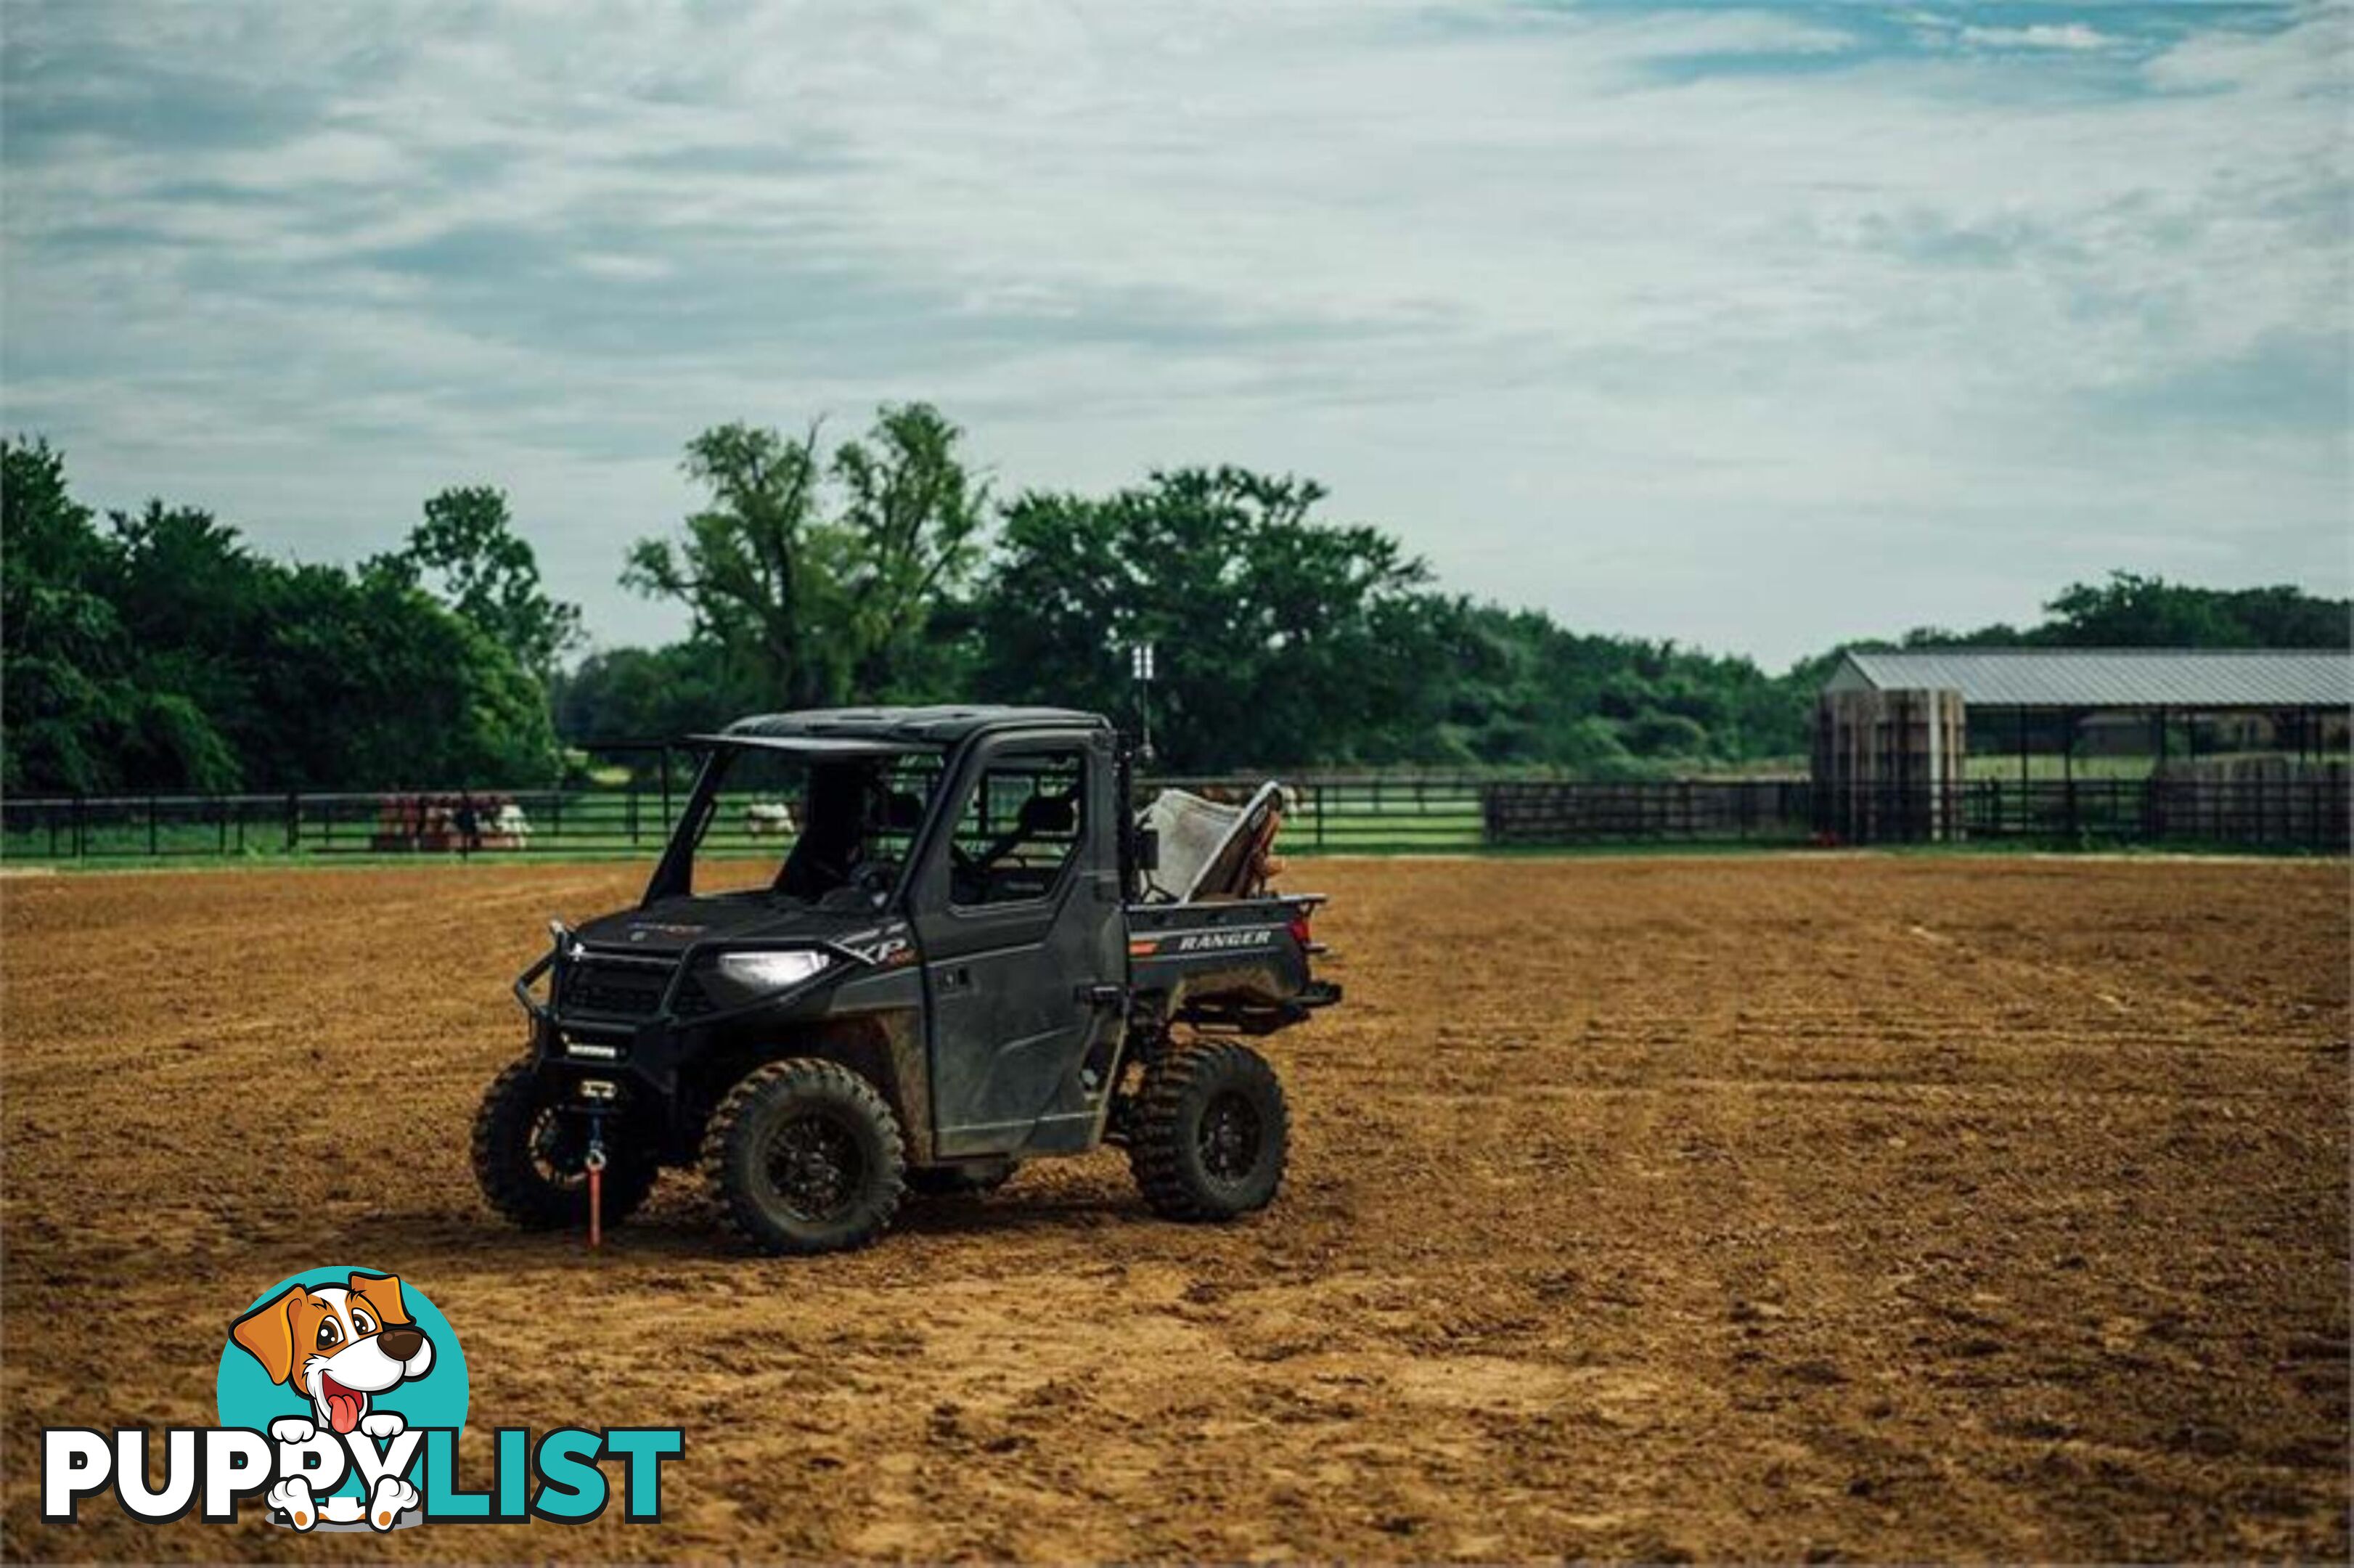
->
<box><xmin>1135</xmin><ymin>827</ymin><xmax>1160</xmax><ymax>872</ymax></box>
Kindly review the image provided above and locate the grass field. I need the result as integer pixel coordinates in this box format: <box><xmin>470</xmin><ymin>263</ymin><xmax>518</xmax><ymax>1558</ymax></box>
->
<box><xmin>3</xmin><ymin>856</ymin><xmax>2345</xmax><ymax>1561</ymax></box>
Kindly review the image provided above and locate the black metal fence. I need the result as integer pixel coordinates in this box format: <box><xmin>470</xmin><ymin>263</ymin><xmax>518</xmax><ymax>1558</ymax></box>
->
<box><xmin>1149</xmin><ymin>774</ymin><xmax>1486</xmax><ymax>852</ymax></box>
<box><xmin>0</xmin><ymin>776</ymin><xmax>1486</xmax><ymax>861</ymax></box>
<box><xmin>1485</xmin><ymin>780</ymin><xmax>1813</xmax><ymax>844</ymax></box>
<box><xmin>1815</xmin><ymin>775</ymin><xmax>2347</xmax><ymax>848</ymax></box>
<box><xmin>1488</xmin><ymin>775</ymin><xmax>2345</xmax><ymax>849</ymax></box>
<box><xmin>3</xmin><ymin>786</ymin><xmax>703</xmax><ymax>862</ymax></box>
<box><xmin>3</xmin><ymin>771</ymin><xmax>2345</xmax><ymax>862</ymax></box>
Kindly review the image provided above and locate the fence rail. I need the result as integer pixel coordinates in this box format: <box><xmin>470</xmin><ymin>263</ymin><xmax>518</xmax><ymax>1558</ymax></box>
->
<box><xmin>2</xmin><ymin>771</ymin><xmax>2344</xmax><ymax>862</ymax></box>
<box><xmin>1492</xmin><ymin>776</ymin><xmax>2345</xmax><ymax>849</ymax></box>
<box><xmin>1485</xmin><ymin>780</ymin><xmax>1813</xmax><ymax>844</ymax></box>
<box><xmin>1158</xmin><ymin>775</ymin><xmax>1489</xmax><ymax>852</ymax></box>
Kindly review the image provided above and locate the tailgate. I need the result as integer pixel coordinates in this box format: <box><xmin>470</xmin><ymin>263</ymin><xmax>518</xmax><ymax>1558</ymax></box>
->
<box><xmin>1126</xmin><ymin>894</ymin><xmax>1339</xmax><ymax>1028</ymax></box>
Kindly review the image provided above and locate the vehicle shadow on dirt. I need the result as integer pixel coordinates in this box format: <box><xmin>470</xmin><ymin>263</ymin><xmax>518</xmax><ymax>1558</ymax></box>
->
<box><xmin>316</xmin><ymin>1183</ymin><xmax>1167</xmax><ymax>1277</ymax></box>
<box><xmin>891</xmin><ymin>1188</ymin><xmax>1156</xmax><ymax>1238</ymax></box>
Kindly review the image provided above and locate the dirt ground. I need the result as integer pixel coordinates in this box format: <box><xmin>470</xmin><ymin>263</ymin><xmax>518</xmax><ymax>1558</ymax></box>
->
<box><xmin>2</xmin><ymin>855</ymin><xmax>2346</xmax><ymax>1562</ymax></box>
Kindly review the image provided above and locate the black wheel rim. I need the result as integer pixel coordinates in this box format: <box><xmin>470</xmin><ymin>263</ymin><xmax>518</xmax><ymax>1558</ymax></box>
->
<box><xmin>1198</xmin><ymin>1090</ymin><xmax>1263</xmax><ymax>1185</ymax></box>
<box><xmin>528</xmin><ymin>1106</ymin><xmax>587</xmax><ymax>1188</ymax></box>
<box><xmin>764</xmin><ymin>1111</ymin><xmax>865</xmax><ymax>1222</ymax></box>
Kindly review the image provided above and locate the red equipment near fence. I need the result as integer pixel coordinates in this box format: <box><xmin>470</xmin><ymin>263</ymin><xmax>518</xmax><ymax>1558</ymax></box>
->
<box><xmin>368</xmin><ymin>793</ymin><xmax>529</xmax><ymax>853</ymax></box>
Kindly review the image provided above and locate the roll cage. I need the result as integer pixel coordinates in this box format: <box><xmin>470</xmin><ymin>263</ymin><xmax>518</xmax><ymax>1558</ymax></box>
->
<box><xmin>642</xmin><ymin>721</ymin><xmax>1118</xmax><ymax>912</ymax></box>
<box><xmin>642</xmin><ymin>735</ymin><xmax>949</xmax><ymax>907</ymax></box>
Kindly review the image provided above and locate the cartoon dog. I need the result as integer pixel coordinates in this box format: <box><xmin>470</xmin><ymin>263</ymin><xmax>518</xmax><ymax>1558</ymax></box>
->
<box><xmin>230</xmin><ymin>1272</ymin><xmax>433</xmax><ymax>1531</ymax></box>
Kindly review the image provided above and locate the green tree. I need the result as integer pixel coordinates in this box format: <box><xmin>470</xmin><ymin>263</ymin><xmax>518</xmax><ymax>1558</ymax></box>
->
<box><xmin>623</xmin><ymin>404</ymin><xmax>986</xmax><ymax>709</ymax></box>
<box><xmin>2038</xmin><ymin>571</ymin><xmax>2348</xmax><ymax>648</ymax></box>
<box><xmin>970</xmin><ymin>467</ymin><xmax>1445</xmax><ymax>769</ymax></box>
<box><xmin>102</xmin><ymin>499</ymin><xmax>273</xmax><ymax>773</ymax></box>
<box><xmin>393</xmin><ymin>485</ymin><xmax>581</xmax><ymax>682</ymax></box>
<box><xmin>829</xmin><ymin>403</ymin><xmax>991</xmax><ymax>695</ymax></box>
<box><xmin>626</xmin><ymin>421</ymin><xmax>828</xmax><ymax>706</ymax></box>
<box><xmin>0</xmin><ymin>439</ymin><xmax>562</xmax><ymax>793</ymax></box>
<box><xmin>1429</xmin><ymin>605</ymin><xmax>1807</xmax><ymax>773</ymax></box>
<box><xmin>242</xmin><ymin>563</ymin><xmax>560</xmax><ymax>788</ymax></box>
<box><xmin>552</xmin><ymin>642</ymin><xmax>770</xmax><ymax>754</ymax></box>
<box><xmin>0</xmin><ymin>441</ymin><xmax>240</xmax><ymax>792</ymax></box>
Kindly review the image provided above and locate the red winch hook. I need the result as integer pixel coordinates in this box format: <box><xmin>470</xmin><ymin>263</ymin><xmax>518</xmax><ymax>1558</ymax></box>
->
<box><xmin>584</xmin><ymin>1114</ymin><xmax>608</xmax><ymax>1251</ymax></box>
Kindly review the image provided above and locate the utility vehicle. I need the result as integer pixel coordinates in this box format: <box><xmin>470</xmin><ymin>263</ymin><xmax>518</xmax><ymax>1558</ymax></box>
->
<box><xmin>473</xmin><ymin>706</ymin><xmax>1340</xmax><ymax>1254</ymax></box>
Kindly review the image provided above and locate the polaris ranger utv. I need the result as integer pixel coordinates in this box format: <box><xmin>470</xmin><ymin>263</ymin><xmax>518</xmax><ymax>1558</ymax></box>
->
<box><xmin>473</xmin><ymin>706</ymin><xmax>1340</xmax><ymax>1254</ymax></box>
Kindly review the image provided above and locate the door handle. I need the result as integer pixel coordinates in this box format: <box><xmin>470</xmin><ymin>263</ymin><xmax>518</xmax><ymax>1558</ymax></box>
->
<box><xmin>1076</xmin><ymin>983</ymin><xmax>1124</xmax><ymax>1008</ymax></box>
<box><xmin>940</xmin><ymin>965</ymin><xmax>973</xmax><ymax>991</ymax></box>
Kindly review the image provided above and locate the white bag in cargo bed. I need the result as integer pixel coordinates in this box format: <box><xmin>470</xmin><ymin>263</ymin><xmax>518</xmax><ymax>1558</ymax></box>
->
<box><xmin>1137</xmin><ymin>781</ymin><xmax>1283</xmax><ymax>902</ymax></box>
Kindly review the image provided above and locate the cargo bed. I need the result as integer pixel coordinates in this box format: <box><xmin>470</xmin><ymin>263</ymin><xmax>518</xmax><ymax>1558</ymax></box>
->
<box><xmin>1125</xmin><ymin>893</ymin><xmax>1339</xmax><ymax>1033</ymax></box>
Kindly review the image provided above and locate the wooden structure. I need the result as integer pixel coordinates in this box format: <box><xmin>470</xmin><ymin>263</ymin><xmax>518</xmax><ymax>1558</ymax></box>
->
<box><xmin>1813</xmin><ymin>687</ymin><xmax>1966</xmax><ymax>843</ymax></box>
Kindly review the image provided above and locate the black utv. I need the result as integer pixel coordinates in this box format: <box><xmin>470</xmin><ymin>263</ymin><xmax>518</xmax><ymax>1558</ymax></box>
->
<box><xmin>473</xmin><ymin>706</ymin><xmax>1339</xmax><ymax>1254</ymax></box>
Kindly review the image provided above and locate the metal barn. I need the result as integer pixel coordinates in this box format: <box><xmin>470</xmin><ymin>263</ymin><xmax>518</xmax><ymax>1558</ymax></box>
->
<box><xmin>1815</xmin><ymin>648</ymin><xmax>2352</xmax><ymax>844</ymax></box>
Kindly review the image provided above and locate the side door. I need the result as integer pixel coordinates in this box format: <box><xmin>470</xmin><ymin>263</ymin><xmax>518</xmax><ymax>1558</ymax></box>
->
<box><xmin>907</xmin><ymin>729</ymin><xmax>1127</xmax><ymax>1158</ymax></box>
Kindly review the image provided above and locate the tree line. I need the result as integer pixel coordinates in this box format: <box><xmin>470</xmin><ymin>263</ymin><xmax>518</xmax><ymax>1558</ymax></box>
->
<box><xmin>4</xmin><ymin>412</ymin><xmax>2345</xmax><ymax>796</ymax></box>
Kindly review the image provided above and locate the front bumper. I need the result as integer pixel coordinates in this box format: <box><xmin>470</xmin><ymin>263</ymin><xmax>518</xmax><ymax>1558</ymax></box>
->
<box><xmin>514</xmin><ymin>936</ymin><xmax>858</xmax><ymax>1094</ymax></box>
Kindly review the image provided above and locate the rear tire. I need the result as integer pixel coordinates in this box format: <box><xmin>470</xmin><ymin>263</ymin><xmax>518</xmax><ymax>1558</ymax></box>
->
<box><xmin>700</xmin><ymin>1058</ymin><xmax>906</xmax><ymax>1254</ymax></box>
<box><xmin>1128</xmin><ymin>1042</ymin><xmax>1288</xmax><ymax>1221</ymax></box>
<box><xmin>472</xmin><ymin>1058</ymin><xmax>659</xmax><ymax>1230</ymax></box>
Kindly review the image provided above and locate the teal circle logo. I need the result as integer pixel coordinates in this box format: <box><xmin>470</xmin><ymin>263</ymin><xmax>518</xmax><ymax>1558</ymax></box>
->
<box><xmin>216</xmin><ymin>1267</ymin><xmax>467</xmax><ymax>1512</ymax></box>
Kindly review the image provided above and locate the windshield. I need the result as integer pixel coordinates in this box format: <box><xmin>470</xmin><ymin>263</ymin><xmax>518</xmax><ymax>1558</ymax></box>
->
<box><xmin>673</xmin><ymin>743</ymin><xmax>946</xmax><ymax>905</ymax></box>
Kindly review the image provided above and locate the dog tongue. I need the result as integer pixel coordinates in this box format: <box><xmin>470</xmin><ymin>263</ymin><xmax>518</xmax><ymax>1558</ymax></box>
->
<box><xmin>326</xmin><ymin>1389</ymin><xmax>363</xmax><ymax>1434</ymax></box>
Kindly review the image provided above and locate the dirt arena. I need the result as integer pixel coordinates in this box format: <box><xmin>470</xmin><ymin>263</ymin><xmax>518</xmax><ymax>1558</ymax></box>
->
<box><xmin>3</xmin><ymin>855</ymin><xmax>2346</xmax><ymax>1561</ymax></box>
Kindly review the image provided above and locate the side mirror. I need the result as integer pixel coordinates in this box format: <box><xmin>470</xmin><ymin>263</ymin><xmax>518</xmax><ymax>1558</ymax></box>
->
<box><xmin>1135</xmin><ymin>827</ymin><xmax>1160</xmax><ymax>873</ymax></box>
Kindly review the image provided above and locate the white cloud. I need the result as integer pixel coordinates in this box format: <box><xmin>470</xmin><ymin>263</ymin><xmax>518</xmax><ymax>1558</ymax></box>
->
<box><xmin>1958</xmin><ymin>24</ymin><xmax>2117</xmax><ymax>52</ymax></box>
<box><xmin>1</xmin><ymin>0</ymin><xmax>2346</xmax><ymax>666</ymax></box>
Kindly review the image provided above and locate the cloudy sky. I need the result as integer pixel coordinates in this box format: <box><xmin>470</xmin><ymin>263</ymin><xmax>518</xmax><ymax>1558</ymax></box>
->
<box><xmin>4</xmin><ymin>0</ymin><xmax>2346</xmax><ymax>668</ymax></box>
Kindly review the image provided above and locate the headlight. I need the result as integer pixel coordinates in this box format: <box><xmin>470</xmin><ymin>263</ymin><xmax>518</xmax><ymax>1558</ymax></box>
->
<box><xmin>714</xmin><ymin>950</ymin><xmax>831</xmax><ymax>992</ymax></box>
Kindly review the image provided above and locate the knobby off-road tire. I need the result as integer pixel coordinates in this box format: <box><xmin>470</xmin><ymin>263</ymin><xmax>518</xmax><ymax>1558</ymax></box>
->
<box><xmin>700</xmin><ymin>1058</ymin><xmax>907</xmax><ymax>1255</ymax></box>
<box><xmin>473</xmin><ymin>1058</ymin><xmax>660</xmax><ymax>1230</ymax></box>
<box><xmin>1128</xmin><ymin>1041</ymin><xmax>1289</xmax><ymax>1221</ymax></box>
<box><xmin>907</xmin><ymin>1159</ymin><xmax>1018</xmax><ymax>1198</ymax></box>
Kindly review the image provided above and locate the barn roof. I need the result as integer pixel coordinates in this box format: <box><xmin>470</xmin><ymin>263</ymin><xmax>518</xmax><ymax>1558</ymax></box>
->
<box><xmin>1823</xmin><ymin>648</ymin><xmax>2352</xmax><ymax>709</ymax></box>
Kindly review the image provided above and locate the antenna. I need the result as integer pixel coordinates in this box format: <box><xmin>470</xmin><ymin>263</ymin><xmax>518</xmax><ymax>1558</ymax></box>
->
<box><xmin>1129</xmin><ymin>641</ymin><xmax>1157</xmax><ymax>766</ymax></box>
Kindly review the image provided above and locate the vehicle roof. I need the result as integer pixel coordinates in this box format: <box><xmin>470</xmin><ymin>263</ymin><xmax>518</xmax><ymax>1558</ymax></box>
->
<box><xmin>714</xmin><ymin>705</ymin><xmax>1111</xmax><ymax>746</ymax></box>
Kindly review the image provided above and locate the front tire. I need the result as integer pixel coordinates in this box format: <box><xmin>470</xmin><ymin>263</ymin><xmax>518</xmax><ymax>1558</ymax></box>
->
<box><xmin>472</xmin><ymin>1059</ymin><xmax>659</xmax><ymax>1230</ymax></box>
<box><xmin>1128</xmin><ymin>1042</ymin><xmax>1288</xmax><ymax>1221</ymax></box>
<box><xmin>700</xmin><ymin>1058</ymin><xmax>907</xmax><ymax>1254</ymax></box>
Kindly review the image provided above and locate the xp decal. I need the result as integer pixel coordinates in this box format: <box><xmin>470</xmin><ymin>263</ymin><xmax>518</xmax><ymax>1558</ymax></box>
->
<box><xmin>40</xmin><ymin>1266</ymin><xmax>682</xmax><ymax>1532</ymax></box>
